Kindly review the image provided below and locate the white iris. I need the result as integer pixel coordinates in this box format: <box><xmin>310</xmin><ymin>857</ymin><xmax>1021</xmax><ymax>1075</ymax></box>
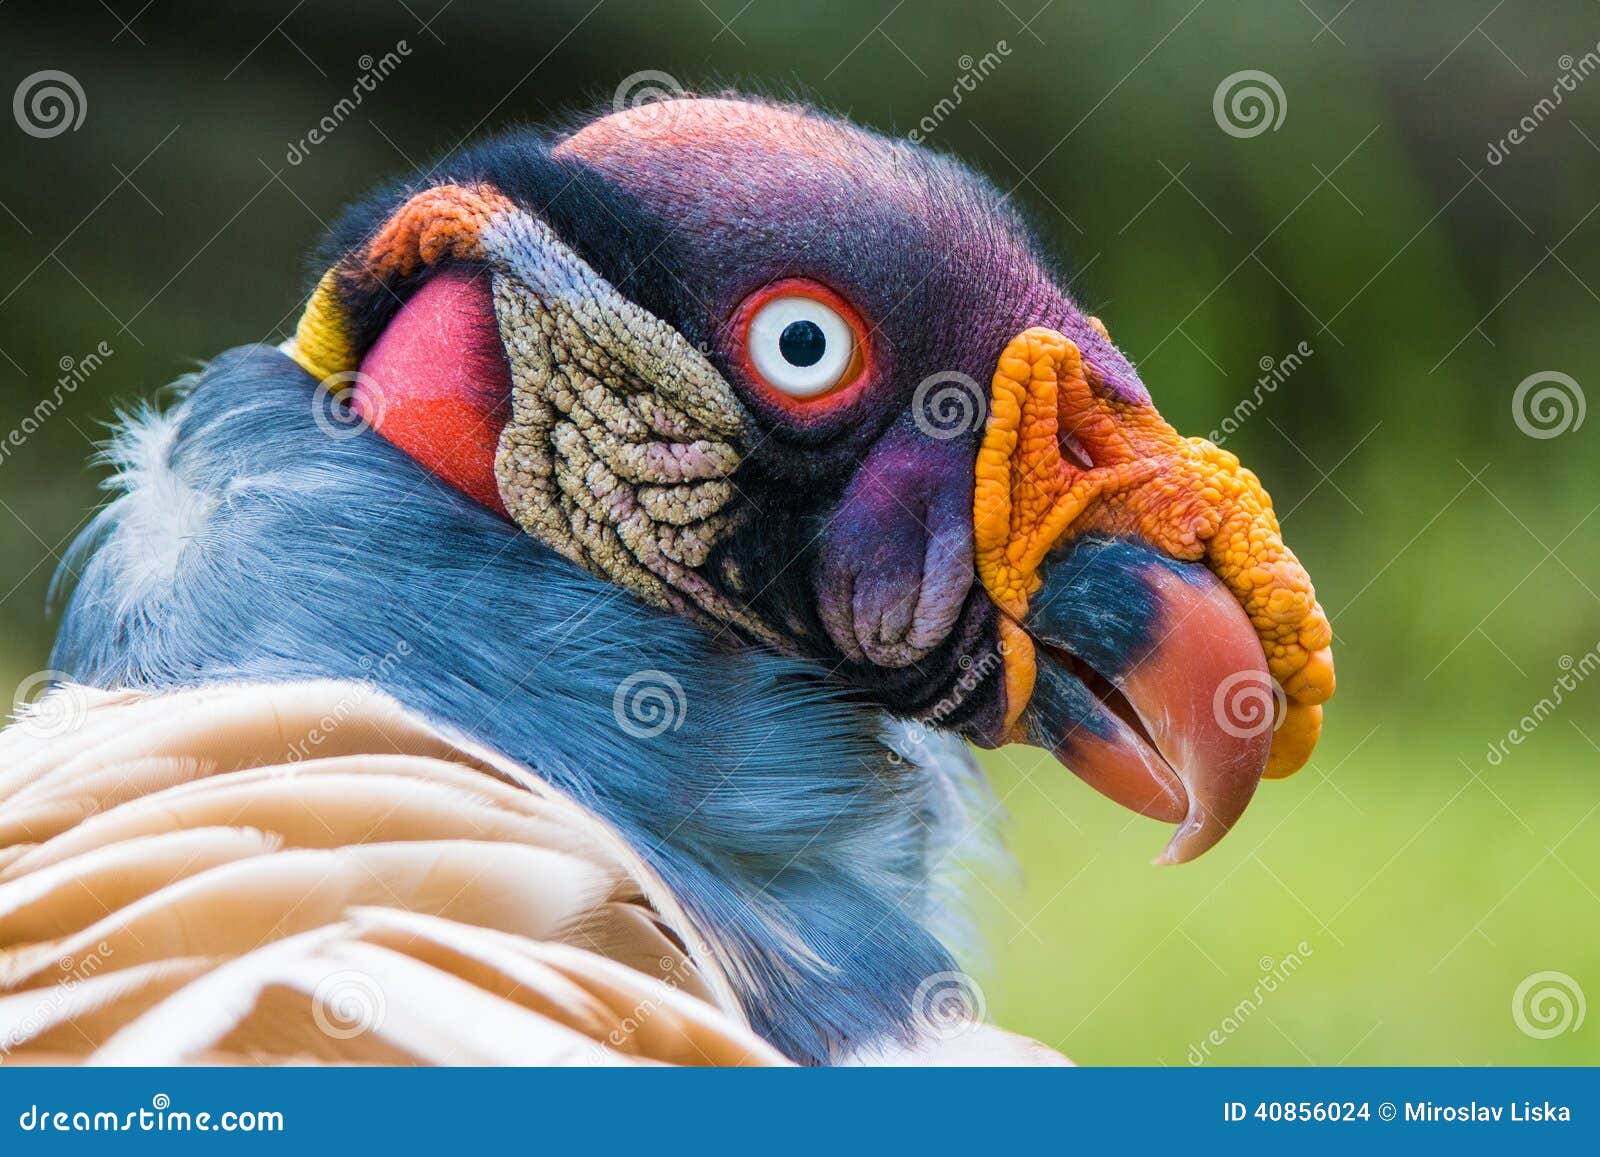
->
<box><xmin>746</xmin><ymin>295</ymin><xmax>856</xmax><ymax>398</ymax></box>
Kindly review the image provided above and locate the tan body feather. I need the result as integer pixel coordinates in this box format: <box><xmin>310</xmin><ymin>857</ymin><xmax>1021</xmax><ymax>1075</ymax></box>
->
<box><xmin>0</xmin><ymin>681</ymin><xmax>1064</xmax><ymax>1066</ymax></box>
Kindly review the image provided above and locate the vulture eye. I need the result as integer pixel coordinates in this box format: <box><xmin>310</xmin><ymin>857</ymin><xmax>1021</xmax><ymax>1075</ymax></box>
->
<box><xmin>735</xmin><ymin>280</ymin><xmax>868</xmax><ymax>405</ymax></box>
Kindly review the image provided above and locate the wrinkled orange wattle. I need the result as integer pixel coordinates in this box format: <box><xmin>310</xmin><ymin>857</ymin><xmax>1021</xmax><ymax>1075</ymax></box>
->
<box><xmin>973</xmin><ymin>327</ymin><xmax>1335</xmax><ymax>780</ymax></box>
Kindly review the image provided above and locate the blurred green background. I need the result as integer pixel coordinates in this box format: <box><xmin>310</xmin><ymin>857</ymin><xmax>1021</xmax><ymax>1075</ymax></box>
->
<box><xmin>0</xmin><ymin>0</ymin><xmax>1595</xmax><ymax>1064</ymax></box>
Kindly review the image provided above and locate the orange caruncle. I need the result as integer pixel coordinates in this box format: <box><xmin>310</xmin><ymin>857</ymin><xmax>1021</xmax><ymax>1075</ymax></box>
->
<box><xmin>974</xmin><ymin>327</ymin><xmax>1335</xmax><ymax>778</ymax></box>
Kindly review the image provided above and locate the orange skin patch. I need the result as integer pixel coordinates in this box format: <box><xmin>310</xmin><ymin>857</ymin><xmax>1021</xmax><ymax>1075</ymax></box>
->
<box><xmin>359</xmin><ymin>184</ymin><xmax>512</xmax><ymax>283</ymax></box>
<box><xmin>974</xmin><ymin>327</ymin><xmax>1335</xmax><ymax>776</ymax></box>
<box><xmin>290</xmin><ymin>184</ymin><xmax>515</xmax><ymax>383</ymax></box>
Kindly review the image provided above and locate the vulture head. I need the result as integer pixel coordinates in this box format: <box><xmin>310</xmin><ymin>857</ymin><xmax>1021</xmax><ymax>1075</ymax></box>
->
<box><xmin>52</xmin><ymin>95</ymin><xmax>1333</xmax><ymax>1063</ymax></box>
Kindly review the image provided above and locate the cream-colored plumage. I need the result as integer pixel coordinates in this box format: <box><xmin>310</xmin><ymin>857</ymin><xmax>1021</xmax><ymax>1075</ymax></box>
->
<box><xmin>0</xmin><ymin>680</ymin><xmax>783</xmax><ymax>1065</ymax></box>
<box><xmin>0</xmin><ymin>680</ymin><xmax>1066</xmax><ymax>1066</ymax></box>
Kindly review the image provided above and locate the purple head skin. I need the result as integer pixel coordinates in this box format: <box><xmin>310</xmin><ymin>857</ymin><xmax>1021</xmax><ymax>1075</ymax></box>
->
<box><xmin>816</xmin><ymin>424</ymin><xmax>974</xmax><ymax>668</ymax></box>
<box><xmin>556</xmin><ymin>98</ymin><xmax>1151</xmax><ymax>417</ymax></box>
<box><xmin>549</xmin><ymin>98</ymin><xmax>1147</xmax><ymax>720</ymax></box>
<box><xmin>535</xmin><ymin>96</ymin><xmax>1280</xmax><ymax>860</ymax></box>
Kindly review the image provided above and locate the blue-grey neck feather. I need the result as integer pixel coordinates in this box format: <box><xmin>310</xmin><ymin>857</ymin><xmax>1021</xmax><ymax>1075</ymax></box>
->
<box><xmin>49</xmin><ymin>344</ymin><xmax>990</xmax><ymax>1065</ymax></box>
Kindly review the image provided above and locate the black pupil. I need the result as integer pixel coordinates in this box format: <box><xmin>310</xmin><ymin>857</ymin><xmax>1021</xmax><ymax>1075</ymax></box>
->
<box><xmin>778</xmin><ymin>319</ymin><xmax>827</xmax><ymax>368</ymax></box>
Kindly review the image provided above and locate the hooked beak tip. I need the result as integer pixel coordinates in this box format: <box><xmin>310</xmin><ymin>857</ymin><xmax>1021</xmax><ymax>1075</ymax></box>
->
<box><xmin>1009</xmin><ymin>543</ymin><xmax>1275</xmax><ymax>863</ymax></box>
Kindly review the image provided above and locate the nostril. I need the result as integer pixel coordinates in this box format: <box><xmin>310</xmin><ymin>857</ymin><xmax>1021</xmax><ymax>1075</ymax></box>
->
<box><xmin>1058</xmin><ymin>428</ymin><xmax>1093</xmax><ymax>471</ymax></box>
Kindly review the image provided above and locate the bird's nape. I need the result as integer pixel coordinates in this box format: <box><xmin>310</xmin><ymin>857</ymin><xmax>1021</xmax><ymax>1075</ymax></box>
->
<box><xmin>48</xmin><ymin>348</ymin><xmax>986</xmax><ymax>1065</ymax></box>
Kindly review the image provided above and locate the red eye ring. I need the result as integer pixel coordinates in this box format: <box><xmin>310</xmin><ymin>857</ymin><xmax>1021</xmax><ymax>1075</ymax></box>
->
<box><xmin>728</xmin><ymin>278</ymin><xmax>875</xmax><ymax>417</ymax></box>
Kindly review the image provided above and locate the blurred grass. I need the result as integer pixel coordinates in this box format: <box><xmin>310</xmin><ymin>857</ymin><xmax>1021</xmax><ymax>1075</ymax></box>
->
<box><xmin>1</xmin><ymin>0</ymin><xmax>1597</xmax><ymax>1064</ymax></box>
<box><xmin>978</xmin><ymin>724</ymin><xmax>1600</xmax><ymax>1065</ymax></box>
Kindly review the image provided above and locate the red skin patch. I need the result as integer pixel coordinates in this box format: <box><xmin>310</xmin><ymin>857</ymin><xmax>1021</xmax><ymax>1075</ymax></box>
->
<box><xmin>353</xmin><ymin>267</ymin><xmax>511</xmax><ymax>515</ymax></box>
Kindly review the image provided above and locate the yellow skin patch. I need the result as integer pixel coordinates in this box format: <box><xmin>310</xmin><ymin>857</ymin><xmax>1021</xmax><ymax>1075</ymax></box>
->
<box><xmin>974</xmin><ymin>327</ymin><xmax>1335</xmax><ymax>778</ymax></box>
<box><xmin>287</xmin><ymin>184</ymin><xmax>513</xmax><ymax>382</ymax></box>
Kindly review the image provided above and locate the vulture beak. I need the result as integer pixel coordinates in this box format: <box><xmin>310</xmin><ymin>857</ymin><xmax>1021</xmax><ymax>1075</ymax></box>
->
<box><xmin>973</xmin><ymin>328</ymin><xmax>1336</xmax><ymax>863</ymax></box>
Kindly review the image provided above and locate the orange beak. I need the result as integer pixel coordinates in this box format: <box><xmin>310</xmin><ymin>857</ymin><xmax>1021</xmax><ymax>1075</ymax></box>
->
<box><xmin>973</xmin><ymin>327</ymin><xmax>1335</xmax><ymax>862</ymax></box>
